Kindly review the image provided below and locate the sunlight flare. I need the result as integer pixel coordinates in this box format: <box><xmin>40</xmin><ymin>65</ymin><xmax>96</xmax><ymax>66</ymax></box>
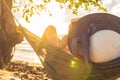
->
<box><xmin>18</xmin><ymin>0</ymin><xmax>69</xmax><ymax>37</ymax></box>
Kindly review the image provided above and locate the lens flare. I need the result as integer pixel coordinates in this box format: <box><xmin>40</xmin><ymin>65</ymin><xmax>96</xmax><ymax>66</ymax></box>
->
<box><xmin>70</xmin><ymin>59</ymin><xmax>79</xmax><ymax>69</ymax></box>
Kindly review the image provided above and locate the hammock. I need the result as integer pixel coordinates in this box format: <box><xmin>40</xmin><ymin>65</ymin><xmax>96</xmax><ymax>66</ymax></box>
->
<box><xmin>18</xmin><ymin>13</ymin><xmax>120</xmax><ymax>80</ymax></box>
<box><xmin>19</xmin><ymin>25</ymin><xmax>120</xmax><ymax>80</ymax></box>
<box><xmin>19</xmin><ymin>26</ymin><xmax>92</xmax><ymax>80</ymax></box>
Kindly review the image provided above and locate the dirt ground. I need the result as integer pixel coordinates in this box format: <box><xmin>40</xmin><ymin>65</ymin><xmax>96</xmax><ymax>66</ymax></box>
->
<box><xmin>0</xmin><ymin>60</ymin><xmax>52</xmax><ymax>80</ymax></box>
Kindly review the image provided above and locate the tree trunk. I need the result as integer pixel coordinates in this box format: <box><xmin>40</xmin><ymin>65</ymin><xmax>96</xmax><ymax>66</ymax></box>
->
<box><xmin>0</xmin><ymin>0</ymin><xmax>23</xmax><ymax>68</ymax></box>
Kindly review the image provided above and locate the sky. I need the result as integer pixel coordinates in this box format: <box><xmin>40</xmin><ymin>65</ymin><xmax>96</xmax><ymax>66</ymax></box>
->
<box><xmin>14</xmin><ymin>0</ymin><xmax>120</xmax><ymax>37</ymax></box>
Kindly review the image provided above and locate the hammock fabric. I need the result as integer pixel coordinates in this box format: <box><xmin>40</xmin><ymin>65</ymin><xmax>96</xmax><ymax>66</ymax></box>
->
<box><xmin>19</xmin><ymin>27</ymin><xmax>91</xmax><ymax>80</ymax></box>
<box><xmin>19</xmin><ymin>13</ymin><xmax>120</xmax><ymax>80</ymax></box>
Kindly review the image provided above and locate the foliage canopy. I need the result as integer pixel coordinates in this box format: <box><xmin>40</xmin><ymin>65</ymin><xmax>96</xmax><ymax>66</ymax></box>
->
<box><xmin>13</xmin><ymin>0</ymin><xmax>107</xmax><ymax>22</ymax></box>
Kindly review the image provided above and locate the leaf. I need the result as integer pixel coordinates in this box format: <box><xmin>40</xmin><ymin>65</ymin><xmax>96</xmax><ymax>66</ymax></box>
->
<box><xmin>56</xmin><ymin>0</ymin><xmax>66</xmax><ymax>3</ymax></box>
<box><xmin>29</xmin><ymin>0</ymin><xmax>33</xmax><ymax>2</ymax></box>
<box><xmin>44</xmin><ymin>0</ymin><xmax>51</xmax><ymax>3</ymax></box>
<box><xmin>25</xmin><ymin>16</ymin><xmax>30</xmax><ymax>23</ymax></box>
<box><xmin>12</xmin><ymin>0</ymin><xmax>107</xmax><ymax>22</ymax></box>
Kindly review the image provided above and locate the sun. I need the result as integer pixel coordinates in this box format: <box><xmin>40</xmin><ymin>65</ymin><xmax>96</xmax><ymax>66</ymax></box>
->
<box><xmin>19</xmin><ymin>0</ymin><xmax>70</xmax><ymax>37</ymax></box>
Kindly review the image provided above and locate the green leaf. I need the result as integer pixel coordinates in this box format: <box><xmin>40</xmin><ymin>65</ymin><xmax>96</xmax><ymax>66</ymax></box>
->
<box><xmin>56</xmin><ymin>0</ymin><xmax>66</xmax><ymax>3</ymax></box>
<box><xmin>25</xmin><ymin>16</ymin><xmax>30</xmax><ymax>23</ymax></box>
<box><xmin>12</xmin><ymin>0</ymin><xmax>107</xmax><ymax>22</ymax></box>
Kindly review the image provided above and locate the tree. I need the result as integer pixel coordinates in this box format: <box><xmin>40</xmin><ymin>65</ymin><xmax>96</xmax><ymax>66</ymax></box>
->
<box><xmin>0</xmin><ymin>0</ymin><xmax>23</xmax><ymax>68</ymax></box>
<box><xmin>13</xmin><ymin>0</ymin><xmax>107</xmax><ymax>22</ymax></box>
